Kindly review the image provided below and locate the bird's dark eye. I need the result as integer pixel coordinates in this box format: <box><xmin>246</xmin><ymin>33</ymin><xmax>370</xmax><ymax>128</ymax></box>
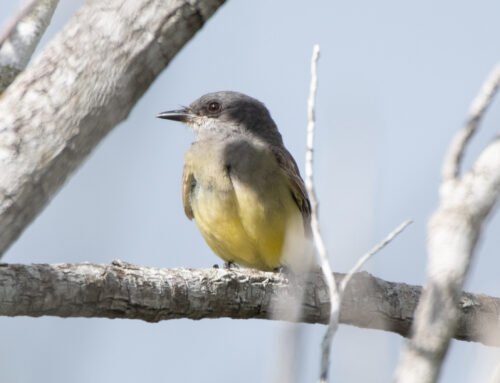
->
<box><xmin>207</xmin><ymin>101</ymin><xmax>221</xmax><ymax>113</ymax></box>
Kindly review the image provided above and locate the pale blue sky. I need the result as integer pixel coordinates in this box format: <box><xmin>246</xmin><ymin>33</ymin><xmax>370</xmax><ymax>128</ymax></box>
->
<box><xmin>1</xmin><ymin>0</ymin><xmax>500</xmax><ymax>382</ymax></box>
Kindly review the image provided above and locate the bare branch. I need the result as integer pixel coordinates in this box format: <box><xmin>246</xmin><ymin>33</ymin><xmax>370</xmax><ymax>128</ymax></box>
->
<box><xmin>442</xmin><ymin>64</ymin><xmax>500</xmax><ymax>181</ymax></box>
<box><xmin>303</xmin><ymin>44</ymin><xmax>339</xmax><ymax>383</ymax></box>
<box><xmin>305</xmin><ymin>44</ymin><xmax>327</xmax><ymax>279</ymax></box>
<box><xmin>339</xmin><ymin>220</ymin><xmax>412</xmax><ymax>292</ymax></box>
<box><xmin>394</xmin><ymin>65</ymin><xmax>500</xmax><ymax>382</ymax></box>
<box><xmin>0</xmin><ymin>0</ymin><xmax>226</xmax><ymax>258</ymax></box>
<box><xmin>0</xmin><ymin>0</ymin><xmax>60</xmax><ymax>92</ymax></box>
<box><xmin>303</xmin><ymin>45</ymin><xmax>413</xmax><ymax>383</ymax></box>
<box><xmin>1</xmin><ymin>263</ymin><xmax>499</xmax><ymax>346</ymax></box>
<box><xmin>0</xmin><ymin>0</ymin><xmax>38</xmax><ymax>47</ymax></box>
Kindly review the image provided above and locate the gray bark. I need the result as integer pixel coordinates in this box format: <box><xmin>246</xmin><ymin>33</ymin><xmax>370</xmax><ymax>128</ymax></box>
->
<box><xmin>394</xmin><ymin>65</ymin><xmax>500</xmax><ymax>382</ymax></box>
<box><xmin>1</xmin><ymin>262</ymin><xmax>499</xmax><ymax>346</ymax></box>
<box><xmin>0</xmin><ymin>0</ymin><xmax>226</xmax><ymax>257</ymax></box>
<box><xmin>0</xmin><ymin>0</ymin><xmax>60</xmax><ymax>92</ymax></box>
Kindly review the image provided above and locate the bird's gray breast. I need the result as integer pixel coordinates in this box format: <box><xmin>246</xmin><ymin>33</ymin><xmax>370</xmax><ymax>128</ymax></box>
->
<box><xmin>187</xmin><ymin>136</ymin><xmax>281</xmax><ymax>192</ymax></box>
<box><xmin>222</xmin><ymin>137</ymin><xmax>283</xmax><ymax>197</ymax></box>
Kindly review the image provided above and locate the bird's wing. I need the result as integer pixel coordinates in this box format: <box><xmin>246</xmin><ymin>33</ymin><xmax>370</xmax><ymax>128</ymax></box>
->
<box><xmin>182</xmin><ymin>165</ymin><xmax>195</xmax><ymax>220</ymax></box>
<box><xmin>272</xmin><ymin>146</ymin><xmax>311</xmax><ymax>234</ymax></box>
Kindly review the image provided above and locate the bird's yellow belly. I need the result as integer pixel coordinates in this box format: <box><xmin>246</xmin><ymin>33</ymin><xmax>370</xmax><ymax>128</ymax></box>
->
<box><xmin>191</xmin><ymin>178</ymin><xmax>301</xmax><ymax>271</ymax></box>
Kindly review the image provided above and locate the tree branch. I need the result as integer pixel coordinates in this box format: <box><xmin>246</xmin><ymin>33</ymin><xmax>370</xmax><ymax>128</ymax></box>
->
<box><xmin>304</xmin><ymin>43</ymin><xmax>339</xmax><ymax>383</ymax></box>
<box><xmin>0</xmin><ymin>0</ymin><xmax>226</xmax><ymax>258</ymax></box>
<box><xmin>1</xmin><ymin>262</ymin><xmax>499</xmax><ymax>347</ymax></box>
<box><xmin>0</xmin><ymin>0</ymin><xmax>60</xmax><ymax>92</ymax></box>
<box><xmin>442</xmin><ymin>64</ymin><xmax>500</xmax><ymax>181</ymax></box>
<box><xmin>394</xmin><ymin>64</ymin><xmax>500</xmax><ymax>382</ymax></box>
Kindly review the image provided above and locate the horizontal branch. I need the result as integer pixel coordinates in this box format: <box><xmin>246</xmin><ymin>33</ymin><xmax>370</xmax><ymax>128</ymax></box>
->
<box><xmin>0</xmin><ymin>262</ymin><xmax>498</xmax><ymax>346</ymax></box>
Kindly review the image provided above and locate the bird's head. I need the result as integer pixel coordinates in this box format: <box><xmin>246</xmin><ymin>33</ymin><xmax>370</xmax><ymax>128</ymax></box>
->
<box><xmin>157</xmin><ymin>91</ymin><xmax>283</xmax><ymax>144</ymax></box>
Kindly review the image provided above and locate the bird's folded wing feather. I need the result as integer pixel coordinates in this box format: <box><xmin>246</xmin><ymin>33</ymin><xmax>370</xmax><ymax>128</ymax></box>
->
<box><xmin>272</xmin><ymin>147</ymin><xmax>312</xmax><ymax>234</ymax></box>
<box><xmin>182</xmin><ymin>166</ymin><xmax>195</xmax><ymax>220</ymax></box>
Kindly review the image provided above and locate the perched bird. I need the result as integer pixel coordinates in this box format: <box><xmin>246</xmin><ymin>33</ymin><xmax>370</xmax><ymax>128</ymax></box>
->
<box><xmin>157</xmin><ymin>91</ymin><xmax>312</xmax><ymax>271</ymax></box>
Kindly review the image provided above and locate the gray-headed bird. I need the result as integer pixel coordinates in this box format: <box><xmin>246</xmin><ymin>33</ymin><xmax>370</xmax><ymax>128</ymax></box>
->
<box><xmin>157</xmin><ymin>91</ymin><xmax>312</xmax><ymax>271</ymax></box>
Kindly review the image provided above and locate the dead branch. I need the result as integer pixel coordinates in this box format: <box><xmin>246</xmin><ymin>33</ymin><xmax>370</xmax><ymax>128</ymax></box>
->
<box><xmin>0</xmin><ymin>263</ymin><xmax>499</xmax><ymax>347</ymax></box>
<box><xmin>394</xmin><ymin>65</ymin><xmax>500</xmax><ymax>382</ymax></box>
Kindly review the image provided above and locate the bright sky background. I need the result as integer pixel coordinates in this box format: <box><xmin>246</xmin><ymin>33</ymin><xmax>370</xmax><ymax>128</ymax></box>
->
<box><xmin>1</xmin><ymin>0</ymin><xmax>500</xmax><ymax>382</ymax></box>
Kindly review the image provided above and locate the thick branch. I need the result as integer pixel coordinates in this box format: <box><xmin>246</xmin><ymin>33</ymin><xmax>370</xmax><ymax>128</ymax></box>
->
<box><xmin>1</xmin><ymin>263</ymin><xmax>499</xmax><ymax>347</ymax></box>
<box><xmin>0</xmin><ymin>0</ymin><xmax>226</xmax><ymax>257</ymax></box>
<box><xmin>395</xmin><ymin>66</ymin><xmax>500</xmax><ymax>381</ymax></box>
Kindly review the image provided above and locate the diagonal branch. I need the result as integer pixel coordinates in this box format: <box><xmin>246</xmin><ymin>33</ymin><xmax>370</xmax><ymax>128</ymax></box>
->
<box><xmin>442</xmin><ymin>64</ymin><xmax>500</xmax><ymax>181</ymax></box>
<box><xmin>394</xmin><ymin>64</ymin><xmax>500</xmax><ymax>382</ymax></box>
<box><xmin>0</xmin><ymin>0</ymin><xmax>60</xmax><ymax>92</ymax></box>
<box><xmin>339</xmin><ymin>220</ymin><xmax>412</xmax><ymax>293</ymax></box>
<box><xmin>0</xmin><ymin>0</ymin><xmax>226</xmax><ymax>258</ymax></box>
<box><xmin>1</xmin><ymin>263</ymin><xmax>499</xmax><ymax>347</ymax></box>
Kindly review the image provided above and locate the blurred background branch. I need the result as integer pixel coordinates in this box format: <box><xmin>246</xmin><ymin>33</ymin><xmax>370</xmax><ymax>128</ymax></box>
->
<box><xmin>394</xmin><ymin>64</ymin><xmax>500</xmax><ymax>383</ymax></box>
<box><xmin>0</xmin><ymin>0</ymin><xmax>59</xmax><ymax>93</ymax></box>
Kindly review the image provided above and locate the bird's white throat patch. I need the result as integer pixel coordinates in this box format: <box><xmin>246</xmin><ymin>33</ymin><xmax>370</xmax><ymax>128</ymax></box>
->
<box><xmin>188</xmin><ymin>116</ymin><xmax>243</xmax><ymax>140</ymax></box>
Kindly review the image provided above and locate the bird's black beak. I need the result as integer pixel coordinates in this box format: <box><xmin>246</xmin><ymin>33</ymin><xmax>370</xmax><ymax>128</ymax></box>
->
<box><xmin>156</xmin><ymin>107</ymin><xmax>194</xmax><ymax>123</ymax></box>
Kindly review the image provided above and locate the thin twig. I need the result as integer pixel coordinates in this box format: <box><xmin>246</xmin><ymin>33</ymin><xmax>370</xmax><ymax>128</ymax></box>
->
<box><xmin>304</xmin><ymin>43</ymin><xmax>339</xmax><ymax>383</ymax></box>
<box><xmin>0</xmin><ymin>0</ymin><xmax>39</xmax><ymax>48</ymax></box>
<box><xmin>340</xmin><ymin>220</ymin><xmax>412</xmax><ymax>293</ymax></box>
<box><xmin>442</xmin><ymin>63</ymin><xmax>500</xmax><ymax>181</ymax></box>
<box><xmin>303</xmin><ymin>45</ymin><xmax>414</xmax><ymax>383</ymax></box>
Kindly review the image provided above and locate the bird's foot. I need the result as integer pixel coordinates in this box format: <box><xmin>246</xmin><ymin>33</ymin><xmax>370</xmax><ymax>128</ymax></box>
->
<box><xmin>273</xmin><ymin>265</ymin><xmax>289</xmax><ymax>273</ymax></box>
<box><xmin>223</xmin><ymin>261</ymin><xmax>238</xmax><ymax>269</ymax></box>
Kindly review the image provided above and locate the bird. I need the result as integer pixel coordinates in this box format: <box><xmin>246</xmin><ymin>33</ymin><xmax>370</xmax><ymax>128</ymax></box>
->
<box><xmin>157</xmin><ymin>91</ymin><xmax>312</xmax><ymax>271</ymax></box>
